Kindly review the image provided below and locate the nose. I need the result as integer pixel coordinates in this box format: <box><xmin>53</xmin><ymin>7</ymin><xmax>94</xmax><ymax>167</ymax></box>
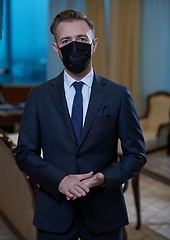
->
<box><xmin>72</xmin><ymin>41</ymin><xmax>77</xmax><ymax>51</ymax></box>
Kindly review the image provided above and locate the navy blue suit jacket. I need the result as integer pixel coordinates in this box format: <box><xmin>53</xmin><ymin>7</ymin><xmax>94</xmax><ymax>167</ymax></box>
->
<box><xmin>16</xmin><ymin>71</ymin><xmax>146</xmax><ymax>234</ymax></box>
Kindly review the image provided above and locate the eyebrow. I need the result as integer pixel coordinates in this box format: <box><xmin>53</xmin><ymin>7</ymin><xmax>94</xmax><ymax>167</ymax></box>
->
<box><xmin>60</xmin><ymin>36</ymin><xmax>71</xmax><ymax>42</ymax></box>
<box><xmin>77</xmin><ymin>34</ymin><xmax>89</xmax><ymax>38</ymax></box>
<box><xmin>60</xmin><ymin>34</ymin><xmax>89</xmax><ymax>42</ymax></box>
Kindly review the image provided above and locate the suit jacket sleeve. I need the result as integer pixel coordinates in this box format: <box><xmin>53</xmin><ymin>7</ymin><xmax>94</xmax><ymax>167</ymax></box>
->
<box><xmin>100</xmin><ymin>87</ymin><xmax>146</xmax><ymax>193</ymax></box>
<box><xmin>15</xmin><ymin>88</ymin><xmax>67</xmax><ymax>200</ymax></box>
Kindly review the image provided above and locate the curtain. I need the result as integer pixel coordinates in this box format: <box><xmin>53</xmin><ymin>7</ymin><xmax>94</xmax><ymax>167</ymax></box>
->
<box><xmin>110</xmin><ymin>0</ymin><xmax>141</xmax><ymax>112</ymax></box>
<box><xmin>86</xmin><ymin>0</ymin><xmax>141</xmax><ymax>113</ymax></box>
<box><xmin>86</xmin><ymin>0</ymin><xmax>108</xmax><ymax>78</ymax></box>
<box><xmin>140</xmin><ymin>0</ymin><xmax>170</xmax><ymax>113</ymax></box>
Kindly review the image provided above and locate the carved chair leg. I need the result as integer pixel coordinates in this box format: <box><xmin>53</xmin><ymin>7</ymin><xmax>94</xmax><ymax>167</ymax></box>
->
<box><xmin>122</xmin><ymin>227</ymin><xmax>128</xmax><ymax>240</ymax></box>
<box><xmin>131</xmin><ymin>173</ymin><xmax>141</xmax><ymax>229</ymax></box>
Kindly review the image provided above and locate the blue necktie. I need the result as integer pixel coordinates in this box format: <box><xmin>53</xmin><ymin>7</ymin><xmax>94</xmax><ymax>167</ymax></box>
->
<box><xmin>71</xmin><ymin>81</ymin><xmax>83</xmax><ymax>144</ymax></box>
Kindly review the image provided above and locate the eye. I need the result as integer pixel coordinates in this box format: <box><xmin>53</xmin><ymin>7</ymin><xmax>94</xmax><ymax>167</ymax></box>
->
<box><xmin>78</xmin><ymin>37</ymin><xmax>88</xmax><ymax>42</ymax></box>
<box><xmin>61</xmin><ymin>39</ymin><xmax>71</xmax><ymax>45</ymax></box>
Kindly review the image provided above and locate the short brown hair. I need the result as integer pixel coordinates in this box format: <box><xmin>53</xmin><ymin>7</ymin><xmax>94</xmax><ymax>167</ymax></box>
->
<box><xmin>50</xmin><ymin>9</ymin><xmax>94</xmax><ymax>37</ymax></box>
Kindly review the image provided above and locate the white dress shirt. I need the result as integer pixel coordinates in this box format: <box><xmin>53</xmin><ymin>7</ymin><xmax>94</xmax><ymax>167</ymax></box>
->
<box><xmin>64</xmin><ymin>69</ymin><xmax>94</xmax><ymax>126</ymax></box>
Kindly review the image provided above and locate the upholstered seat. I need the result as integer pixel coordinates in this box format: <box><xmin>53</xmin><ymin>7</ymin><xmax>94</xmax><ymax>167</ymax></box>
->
<box><xmin>140</xmin><ymin>91</ymin><xmax>170</xmax><ymax>153</ymax></box>
<box><xmin>0</xmin><ymin>129</ymin><xmax>38</xmax><ymax>240</ymax></box>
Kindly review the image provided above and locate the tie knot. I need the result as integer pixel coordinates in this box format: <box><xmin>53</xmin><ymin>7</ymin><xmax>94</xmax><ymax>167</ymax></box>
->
<box><xmin>72</xmin><ymin>81</ymin><xmax>83</xmax><ymax>91</ymax></box>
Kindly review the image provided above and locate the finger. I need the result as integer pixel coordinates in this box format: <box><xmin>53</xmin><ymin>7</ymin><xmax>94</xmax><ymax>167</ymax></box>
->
<box><xmin>96</xmin><ymin>172</ymin><xmax>104</xmax><ymax>179</ymax></box>
<box><xmin>82</xmin><ymin>173</ymin><xmax>104</xmax><ymax>188</ymax></box>
<box><xmin>67</xmin><ymin>195</ymin><xmax>77</xmax><ymax>201</ymax></box>
<box><xmin>70</xmin><ymin>184</ymin><xmax>88</xmax><ymax>197</ymax></box>
<box><xmin>64</xmin><ymin>190</ymin><xmax>75</xmax><ymax>198</ymax></box>
<box><xmin>93</xmin><ymin>173</ymin><xmax>105</xmax><ymax>186</ymax></box>
<box><xmin>78</xmin><ymin>181</ymin><xmax>91</xmax><ymax>194</ymax></box>
<box><xmin>64</xmin><ymin>188</ymin><xmax>82</xmax><ymax>199</ymax></box>
<box><xmin>77</xmin><ymin>171</ymin><xmax>93</xmax><ymax>181</ymax></box>
<box><xmin>66</xmin><ymin>187</ymin><xmax>86</xmax><ymax>200</ymax></box>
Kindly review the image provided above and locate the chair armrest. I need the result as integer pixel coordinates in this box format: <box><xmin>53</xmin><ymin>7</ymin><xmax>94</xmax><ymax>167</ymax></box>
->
<box><xmin>0</xmin><ymin>128</ymin><xmax>16</xmax><ymax>154</ymax></box>
<box><xmin>157</xmin><ymin>122</ymin><xmax>170</xmax><ymax>137</ymax></box>
<box><xmin>157</xmin><ymin>122</ymin><xmax>170</xmax><ymax>148</ymax></box>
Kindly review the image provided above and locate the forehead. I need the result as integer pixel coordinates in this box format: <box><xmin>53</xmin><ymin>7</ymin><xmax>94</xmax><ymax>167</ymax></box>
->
<box><xmin>56</xmin><ymin>20</ymin><xmax>93</xmax><ymax>39</ymax></box>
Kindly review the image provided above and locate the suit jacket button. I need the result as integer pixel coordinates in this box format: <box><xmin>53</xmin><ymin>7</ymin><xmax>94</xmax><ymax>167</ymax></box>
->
<box><xmin>76</xmin><ymin>153</ymin><xmax>80</xmax><ymax>158</ymax></box>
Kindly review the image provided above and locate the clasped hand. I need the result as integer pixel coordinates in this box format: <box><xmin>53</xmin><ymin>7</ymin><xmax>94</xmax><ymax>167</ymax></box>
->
<box><xmin>58</xmin><ymin>171</ymin><xmax>104</xmax><ymax>200</ymax></box>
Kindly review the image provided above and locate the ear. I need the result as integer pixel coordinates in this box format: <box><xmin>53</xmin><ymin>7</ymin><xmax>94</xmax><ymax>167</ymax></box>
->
<box><xmin>92</xmin><ymin>38</ymin><xmax>98</xmax><ymax>53</ymax></box>
<box><xmin>52</xmin><ymin>43</ymin><xmax>62</xmax><ymax>58</ymax></box>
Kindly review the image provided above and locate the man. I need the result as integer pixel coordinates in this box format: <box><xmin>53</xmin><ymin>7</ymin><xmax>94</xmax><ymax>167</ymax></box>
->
<box><xmin>16</xmin><ymin>9</ymin><xmax>146</xmax><ymax>240</ymax></box>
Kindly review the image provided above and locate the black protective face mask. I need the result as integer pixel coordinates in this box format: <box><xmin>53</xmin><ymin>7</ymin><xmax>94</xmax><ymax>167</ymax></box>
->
<box><xmin>59</xmin><ymin>41</ymin><xmax>91</xmax><ymax>74</ymax></box>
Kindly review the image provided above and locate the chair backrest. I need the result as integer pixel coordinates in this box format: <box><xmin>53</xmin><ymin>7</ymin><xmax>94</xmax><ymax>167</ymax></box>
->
<box><xmin>0</xmin><ymin>91</ymin><xmax>7</xmax><ymax>104</ymax></box>
<box><xmin>144</xmin><ymin>92</ymin><xmax>170</xmax><ymax>132</ymax></box>
<box><xmin>0</xmin><ymin>129</ymin><xmax>37</xmax><ymax>240</ymax></box>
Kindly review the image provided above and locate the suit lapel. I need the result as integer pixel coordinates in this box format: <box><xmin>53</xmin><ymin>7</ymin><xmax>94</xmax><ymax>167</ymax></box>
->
<box><xmin>49</xmin><ymin>71</ymin><xmax>107</xmax><ymax>147</ymax></box>
<box><xmin>79</xmin><ymin>72</ymin><xmax>107</xmax><ymax>147</ymax></box>
<box><xmin>49</xmin><ymin>72</ymin><xmax>77</xmax><ymax>144</ymax></box>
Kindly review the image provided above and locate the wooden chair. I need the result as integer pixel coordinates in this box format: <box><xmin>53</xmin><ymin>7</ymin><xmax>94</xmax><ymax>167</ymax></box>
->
<box><xmin>0</xmin><ymin>91</ymin><xmax>7</xmax><ymax>104</ymax></box>
<box><xmin>118</xmin><ymin>141</ymin><xmax>141</xmax><ymax>231</ymax></box>
<box><xmin>0</xmin><ymin>128</ymin><xmax>38</xmax><ymax>240</ymax></box>
<box><xmin>122</xmin><ymin>91</ymin><xmax>170</xmax><ymax>234</ymax></box>
<box><xmin>140</xmin><ymin>91</ymin><xmax>170</xmax><ymax>153</ymax></box>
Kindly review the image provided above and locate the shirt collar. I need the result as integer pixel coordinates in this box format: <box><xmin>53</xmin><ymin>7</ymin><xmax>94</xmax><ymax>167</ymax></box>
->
<box><xmin>64</xmin><ymin>69</ymin><xmax>94</xmax><ymax>89</ymax></box>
